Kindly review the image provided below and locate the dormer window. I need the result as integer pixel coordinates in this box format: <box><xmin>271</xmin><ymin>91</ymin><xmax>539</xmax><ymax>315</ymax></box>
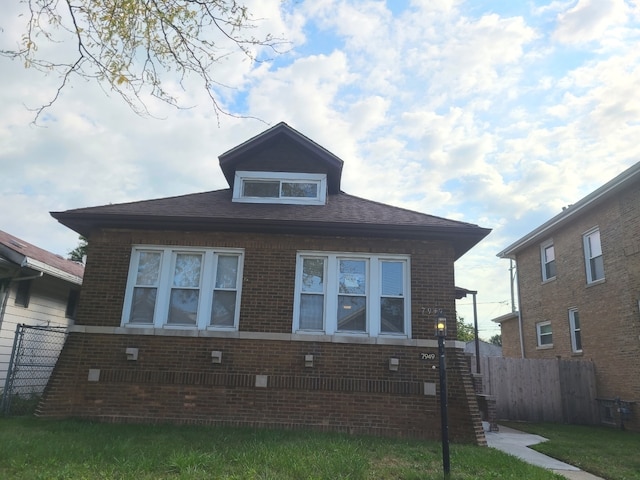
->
<box><xmin>233</xmin><ymin>171</ymin><xmax>327</xmax><ymax>205</ymax></box>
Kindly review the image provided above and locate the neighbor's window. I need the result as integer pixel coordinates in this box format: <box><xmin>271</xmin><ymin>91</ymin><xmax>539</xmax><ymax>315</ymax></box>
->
<box><xmin>540</xmin><ymin>240</ymin><xmax>556</xmax><ymax>281</ymax></box>
<box><xmin>583</xmin><ymin>228</ymin><xmax>604</xmax><ymax>284</ymax></box>
<box><xmin>568</xmin><ymin>308</ymin><xmax>582</xmax><ymax>353</ymax></box>
<box><xmin>122</xmin><ymin>246</ymin><xmax>243</xmax><ymax>330</ymax></box>
<box><xmin>14</xmin><ymin>280</ymin><xmax>31</xmax><ymax>308</ymax></box>
<box><xmin>65</xmin><ymin>289</ymin><xmax>79</xmax><ymax>319</ymax></box>
<box><xmin>233</xmin><ymin>171</ymin><xmax>327</xmax><ymax>205</ymax></box>
<box><xmin>536</xmin><ymin>321</ymin><xmax>553</xmax><ymax>347</ymax></box>
<box><xmin>293</xmin><ymin>252</ymin><xmax>410</xmax><ymax>337</ymax></box>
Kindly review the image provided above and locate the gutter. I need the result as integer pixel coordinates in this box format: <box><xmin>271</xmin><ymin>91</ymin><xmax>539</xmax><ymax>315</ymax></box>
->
<box><xmin>20</xmin><ymin>257</ymin><xmax>82</xmax><ymax>285</ymax></box>
<box><xmin>52</xmin><ymin>213</ymin><xmax>491</xmax><ymax>261</ymax></box>
<box><xmin>11</xmin><ymin>272</ymin><xmax>44</xmax><ymax>282</ymax></box>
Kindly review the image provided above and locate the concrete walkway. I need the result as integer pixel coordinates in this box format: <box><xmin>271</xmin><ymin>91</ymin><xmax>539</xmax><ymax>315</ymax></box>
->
<box><xmin>485</xmin><ymin>425</ymin><xmax>605</xmax><ymax>480</ymax></box>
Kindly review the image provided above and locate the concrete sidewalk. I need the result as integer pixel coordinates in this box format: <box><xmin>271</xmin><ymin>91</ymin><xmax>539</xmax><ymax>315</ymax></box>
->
<box><xmin>485</xmin><ymin>425</ymin><xmax>605</xmax><ymax>480</ymax></box>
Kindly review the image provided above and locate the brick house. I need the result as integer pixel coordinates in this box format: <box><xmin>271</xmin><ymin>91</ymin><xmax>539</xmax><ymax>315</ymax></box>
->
<box><xmin>40</xmin><ymin>122</ymin><xmax>491</xmax><ymax>442</ymax></box>
<box><xmin>496</xmin><ymin>161</ymin><xmax>640</xmax><ymax>431</ymax></box>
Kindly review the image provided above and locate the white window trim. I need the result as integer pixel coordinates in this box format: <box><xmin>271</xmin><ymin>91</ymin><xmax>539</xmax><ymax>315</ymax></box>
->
<box><xmin>292</xmin><ymin>251</ymin><xmax>411</xmax><ymax>338</ymax></box>
<box><xmin>583</xmin><ymin>227</ymin><xmax>604</xmax><ymax>284</ymax></box>
<box><xmin>536</xmin><ymin>321</ymin><xmax>553</xmax><ymax>348</ymax></box>
<box><xmin>121</xmin><ymin>246</ymin><xmax>244</xmax><ymax>331</ymax></box>
<box><xmin>568</xmin><ymin>308</ymin><xmax>582</xmax><ymax>353</ymax></box>
<box><xmin>232</xmin><ymin>171</ymin><xmax>327</xmax><ymax>205</ymax></box>
<box><xmin>540</xmin><ymin>239</ymin><xmax>556</xmax><ymax>282</ymax></box>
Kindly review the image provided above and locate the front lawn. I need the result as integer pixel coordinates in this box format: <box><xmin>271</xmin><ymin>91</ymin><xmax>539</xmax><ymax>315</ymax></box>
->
<box><xmin>502</xmin><ymin>421</ymin><xmax>640</xmax><ymax>480</ymax></box>
<box><xmin>0</xmin><ymin>417</ymin><xmax>562</xmax><ymax>479</ymax></box>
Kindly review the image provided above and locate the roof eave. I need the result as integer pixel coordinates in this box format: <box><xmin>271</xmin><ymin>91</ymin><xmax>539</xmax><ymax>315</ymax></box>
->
<box><xmin>498</xmin><ymin>161</ymin><xmax>640</xmax><ymax>259</ymax></box>
<box><xmin>0</xmin><ymin>244</ymin><xmax>81</xmax><ymax>284</ymax></box>
<box><xmin>491</xmin><ymin>311</ymin><xmax>519</xmax><ymax>324</ymax></box>
<box><xmin>0</xmin><ymin>244</ymin><xmax>26</xmax><ymax>266</ymax></box>
<box><xmin>51</xmin><ymin>212</ymin><xmax>490</xmax><ymax>260</ymax></box>
<box><xmin>21</xmin><ymin>257</ymin><xmax>83</xmax><ymax>285</ymax></box>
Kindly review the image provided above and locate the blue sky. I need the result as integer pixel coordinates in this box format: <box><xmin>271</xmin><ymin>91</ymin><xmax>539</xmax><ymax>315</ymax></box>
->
<box><xmin>2</xmin><ymin>0</ymin><xmax>640</xmax><ymax>338</ymax></box>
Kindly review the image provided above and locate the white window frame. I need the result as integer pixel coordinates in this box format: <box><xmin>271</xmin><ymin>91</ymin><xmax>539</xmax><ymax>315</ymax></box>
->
<box><xmin>232</xmin><ymin>171</ymin><xmax>327</xmax><ymax>205</ymax></box>
<box><xmin>568</xmin><ymin>308</ymin><xmax>582</xmax><ymax>353</ymax></box>
<box><xmin>536</xmin><ymin>321</ymin><xmax>553</xmax><ymax>348</ymax></box>
<box><xmin>583</xmin><ymin>227</ymin><xmax>604</xmax><ymax>284</ymax></box>
<box><xmin>292</xmin><ymin>251</ymin><xmax>411</xmax><ymax>338</ymax></box>
<box><xmin>540</xmin><ymin>239</ymin><xmax>556</xmax><ymax>282</ymax></box>
<box><xmin>121</xmin><ymin>246</ymin><xmax>244</xmax><ymax>331</ymax></box>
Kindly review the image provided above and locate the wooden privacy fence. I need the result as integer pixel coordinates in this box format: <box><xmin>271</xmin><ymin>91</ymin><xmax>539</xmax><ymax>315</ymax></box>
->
<box><xmin>472</xmin><ymin>356</ymin><xmax>600</xmax><ymax>424</ymax></box>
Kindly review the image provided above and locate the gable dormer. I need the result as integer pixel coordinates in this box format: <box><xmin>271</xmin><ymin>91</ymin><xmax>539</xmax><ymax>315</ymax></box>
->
<box><xmin>219</xmin><ymin>123</ymin><xmax>344</xmax><ymax>205</ymax></box>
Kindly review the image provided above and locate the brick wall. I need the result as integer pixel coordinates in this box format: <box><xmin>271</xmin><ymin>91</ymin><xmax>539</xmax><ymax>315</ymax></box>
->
<box><xmin>38</xmin><ymin>228</ymin><xmax>483</xmax><ymax>443</ymax></box>
<box><xmin>76</xmin><ymin>230</ymin><xmax>459</xmax><ymax>339</ymax></box>
<box><xmin>499</xmin><ymin>316</ymin><xmax>521</xmax><ymax>358</ymax></box>
<box><xmin>514</xmin><ymin>184</ymin><xmax>640</xmax><ymax>431</ymax></box>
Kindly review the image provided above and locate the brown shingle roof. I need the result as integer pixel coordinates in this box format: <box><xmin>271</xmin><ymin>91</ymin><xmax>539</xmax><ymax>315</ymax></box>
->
<box><xmin>51</xmin><ymin>123</ymin><xmax>490</xmax><ymax>260</ymax></box>
<box><xmin>0</xmin><ymin>230</ymin><xmax>84</xmax><ymax>281</ymax></box>
<box><xmin>51</xmin><ymin>189</ymin><xmax>491</xmax><ymax>260</ymax></box>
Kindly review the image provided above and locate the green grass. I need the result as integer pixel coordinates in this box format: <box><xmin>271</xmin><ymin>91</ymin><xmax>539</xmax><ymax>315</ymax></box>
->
<box><xmin>503</xmin><ymin>421</ymin><xmax>640</xmax><ymax>480</ymax></box>
<box><xmin>0</xmin><ymin>417</ymin><xmax>563</xmax><ymax>479</ymax></box>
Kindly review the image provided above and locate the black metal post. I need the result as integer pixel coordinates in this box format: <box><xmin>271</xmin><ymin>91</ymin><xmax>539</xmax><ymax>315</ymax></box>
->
<box><xmin>472</xmin><ymin>291</ymin><xmax>480</xmax><ymax>374</ymax></box>
<box><xmin>438</xmin><ymin>333</ymin><xmax>450</xmax><ymax>478</ymax></box>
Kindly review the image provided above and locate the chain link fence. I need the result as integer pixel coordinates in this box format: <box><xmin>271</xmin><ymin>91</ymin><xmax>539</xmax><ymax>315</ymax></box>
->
<box><xmin>1</xmin><ymin>324</ymin><xmax>68</xmax><ymax>416</ymax></box>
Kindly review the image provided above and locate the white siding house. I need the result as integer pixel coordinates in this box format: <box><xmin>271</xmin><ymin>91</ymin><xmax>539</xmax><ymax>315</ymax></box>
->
<box><xmin>0</xmin><ymin>231</ymin><xmax>84</xmax><ymax>390</ymax></box>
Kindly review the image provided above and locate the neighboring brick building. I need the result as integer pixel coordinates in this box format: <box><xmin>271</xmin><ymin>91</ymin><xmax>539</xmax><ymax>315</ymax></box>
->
<box><xmin>490</xmin><ymin>311</ymin><xmax>519</xmax><ymax>358</ymax></box>
<box><xmin>497</xmin><ymin>161</ymin><xmax>640</xmax><ymax>431</ymax></box>
<box><xmin>40</xmin><ymin>123</ymin><xmax>491</xmax><ymax>443</ymax></box>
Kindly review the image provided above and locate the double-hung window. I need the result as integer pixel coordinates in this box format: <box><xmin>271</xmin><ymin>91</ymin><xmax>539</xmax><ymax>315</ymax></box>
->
<box><xmin>540</xmin><ymin>240</ymin><xmax>556</xmax><ymax>281</ymax></box>
<box><xmin>568</xmin><ymin>308</ymin><xmax>582</xmax><ymax>353</ymax></box>
<box><xmin>293</xmin><ymin>252</ymin><xmax>410</xmax><ymax>337</ymax></box>
<box><xmin>583</xmin><ymin>228</ymin><xmax>604</xmax><ymax>283</ymax></box>
<box><xmin>536</xmin><ymin>321</ymin><xmax>553</xmax><ymax>347</ymax></box>
<box><xmin>122</xmin><ymin>246</ymin><xmax>243</xmax><ymax>330</ymax></box>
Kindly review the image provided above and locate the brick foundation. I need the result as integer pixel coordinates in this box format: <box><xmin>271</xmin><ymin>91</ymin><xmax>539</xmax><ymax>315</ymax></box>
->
<box><xmin>38</xmin><ymin>332</ymin><xmax>485</xmax><ymax>443</ymax></box>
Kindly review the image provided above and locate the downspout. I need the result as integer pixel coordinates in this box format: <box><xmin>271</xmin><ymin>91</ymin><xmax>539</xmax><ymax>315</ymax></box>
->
<box><xmin>517</xmin><ymin>311</ymin><xmax>525</xmax><ymax>359</ymax></box>
<box><xmin>511</xmin><ymin>260</ymin><xmax>525</xmax><ymax>359</ymax></box>
<box><xmin>510</xmin><ymin>259</ymin><xmax>516</xmax><ymax>314</ymax></box>
<box><xmin>10</xmin><ymin>273</ymin><xmax>44</xmax><ymax>282</ymax></box>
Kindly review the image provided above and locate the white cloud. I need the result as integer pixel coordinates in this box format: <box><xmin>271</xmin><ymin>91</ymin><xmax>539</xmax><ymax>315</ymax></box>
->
<box><xmin>553</xmin><ymin>0</ymin><xmax>629</xmax><ymax>44</ymax></box>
